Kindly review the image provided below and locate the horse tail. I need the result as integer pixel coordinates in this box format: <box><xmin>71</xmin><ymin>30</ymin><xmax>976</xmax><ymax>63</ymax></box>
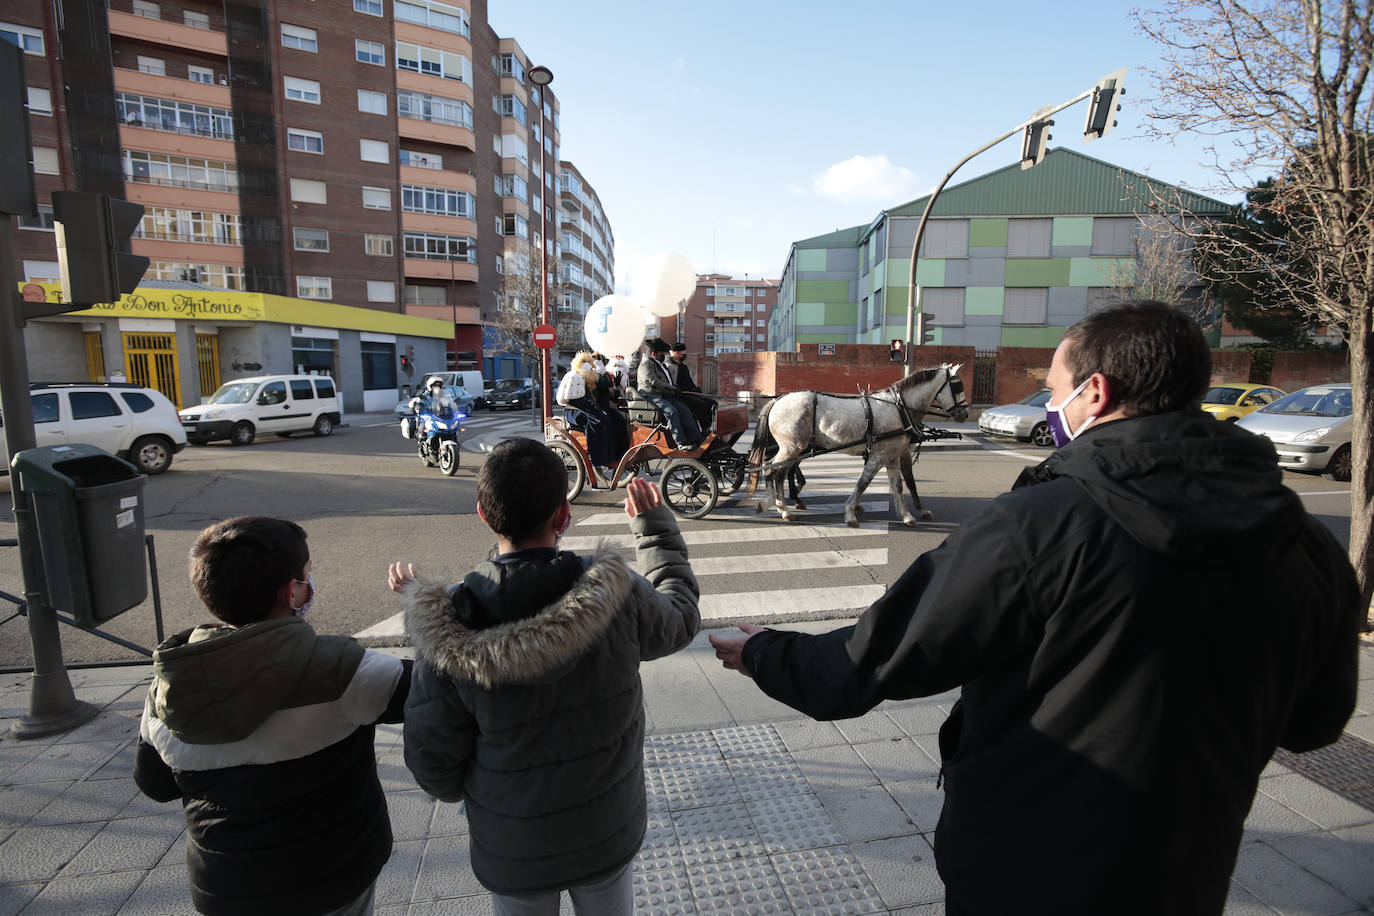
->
<box><xmin>745</xmin><ymin>399</ymin><xmax>777</xmax><ymax>498</ymax></box>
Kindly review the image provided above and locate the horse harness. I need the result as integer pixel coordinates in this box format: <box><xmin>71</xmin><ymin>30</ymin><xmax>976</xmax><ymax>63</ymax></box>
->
<box><xmin>802</xmin><ymin>371</ymin><xmax>966</xmax><ymax>463</ymax></box>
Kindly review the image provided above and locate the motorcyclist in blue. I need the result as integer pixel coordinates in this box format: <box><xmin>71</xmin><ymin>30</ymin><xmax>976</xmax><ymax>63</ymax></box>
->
<box><xmin>410</xmin><ymin>376</ymin><xmax>461</xmax><ymax>453</ymax></box>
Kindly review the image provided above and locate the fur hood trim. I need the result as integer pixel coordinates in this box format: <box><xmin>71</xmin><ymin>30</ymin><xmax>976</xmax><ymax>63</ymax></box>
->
<box><xmin>404</xmin><ymin>541</ymin><xmax>635</xmax><ymax>688</ymax></box>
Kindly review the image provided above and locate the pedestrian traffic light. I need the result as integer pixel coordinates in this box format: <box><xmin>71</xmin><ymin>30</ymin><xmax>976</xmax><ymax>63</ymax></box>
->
<box><xmin>1020</xmin><ymin>117</ymin><xmax>1053</xmax><ymax>170</ymax></box>
<box><xmin>52</xmin><ymin>191</ymin><xmax>149</xmax><ymax>304</ymax></box>
<box><xmin>890</xmin><ymin>339</ymin><xmax>904</xmax><ymax>362</ymax></box>
<box><xmin>1083</xmin><ymin>68</ymin><xmax>1126</xmax><ymax>142</ymax></box>
<box><xmin>399</xmin><ymin>353</ymin><xmax>410</xmax><ymax>372</ymax></box>
<box><xmin>916</xmin><ymin>313</ymin><xmax>936</xmax><ymax>346</ymax></box>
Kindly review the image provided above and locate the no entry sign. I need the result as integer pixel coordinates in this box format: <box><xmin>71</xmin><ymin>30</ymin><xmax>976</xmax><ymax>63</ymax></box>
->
<box><xmin>533</xmin><ymin>323</ymin><xmax>556</xmax><ymax>350</ymax></box>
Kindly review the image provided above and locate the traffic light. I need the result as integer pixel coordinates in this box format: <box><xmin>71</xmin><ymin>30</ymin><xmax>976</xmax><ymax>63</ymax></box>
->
<box><xmin>1083</xmin><ymin>68</ymin><xmax>1126</xmax><ymax>142</ymax></box>
<box><xmin>399</xmin><ymin>353</ymin><xmax>410</xmax><ymax>372</ymax></box>
<box><xmin>1020</xmin><ymin>117</ymin><xmax>1053</xmax><ymax>170</ymax></box>
<box><xmin>916</xmin><ymin>313</ymin><xmax>936</xmax><ymax>346</ymax></box>
<box><xmin>889</xmin><ymin>338</ymin><xmax>904</xmax><ymax>362</ymax></box>
<box><xmin>52</xmin><ymin>191</ymin><xmax>149</xmax><ymax>304</ymax></box>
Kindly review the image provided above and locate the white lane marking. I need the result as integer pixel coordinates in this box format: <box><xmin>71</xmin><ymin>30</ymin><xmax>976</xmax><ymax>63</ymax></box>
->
<box><xmin>692</xmin><ymin>549</ymin><xmax>887</xmax><ymax>576</ymax></box>
<box><xmin>701</xmin><ymin>585</ymin><xmax>886</xmax><ymax>621</ymax></box>
<box><xmin>575</xmin><ymin>500</ymin><xmax>891</xmax><ymax>527</ymax></box>
<box><xmin>355</xmin><ymin>612</ymin><xmax>404</xmax><ymax>639</ymax></box>
<box><xmin>561</xmin><ymin>522</ymin><xmax>890</xmax><ymax>552</ymax></box>
<box><xmin>1291</xmin><ymin>489</ymin><xmax>1351</xmax><ymax>497</ymax></box>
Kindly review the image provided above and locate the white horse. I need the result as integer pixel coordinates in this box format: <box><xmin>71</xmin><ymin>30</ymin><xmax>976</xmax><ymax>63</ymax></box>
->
<box><xmin>745</xmin><ymin>365</ymin><xmax>968</xmax><ymax>527</ymax></box>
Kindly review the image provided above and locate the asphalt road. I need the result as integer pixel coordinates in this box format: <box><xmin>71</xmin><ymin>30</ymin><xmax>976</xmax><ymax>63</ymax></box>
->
<box><xmin>0</xmin><ymin>413</ymin><xmax>1354</xmax><ymax>669</ymax></box>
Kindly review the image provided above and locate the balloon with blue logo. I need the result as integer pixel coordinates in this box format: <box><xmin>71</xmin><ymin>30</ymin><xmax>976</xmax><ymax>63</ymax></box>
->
<box><xmin>584</xmin><ymin>294</ymin><xmax>647</xmax><ymax>356</ymax></box>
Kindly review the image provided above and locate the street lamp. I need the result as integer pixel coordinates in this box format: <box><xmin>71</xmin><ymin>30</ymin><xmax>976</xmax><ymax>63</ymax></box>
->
<box><xmin>528</xmin><ymin>64</ymin><xmax>554</xmax><ymax>423</ymax></box>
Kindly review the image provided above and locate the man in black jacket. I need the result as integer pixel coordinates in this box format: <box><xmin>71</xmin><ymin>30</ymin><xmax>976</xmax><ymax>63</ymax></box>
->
<box><xmin>710</xmin><ymin>300</ymin><xmax>1361</xmax><ymax>916</ymax></box>
<box><xmin>669</xmin><ymin>341</ymin><xmax>714</xmax><ymax>433</ymax></box>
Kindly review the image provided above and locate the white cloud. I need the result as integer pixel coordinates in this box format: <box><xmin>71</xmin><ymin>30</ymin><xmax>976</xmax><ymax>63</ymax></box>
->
<box><xmin>812</xmin><ymin>154</ymin><xmax>918</xmax><ymax>202</ymax></box>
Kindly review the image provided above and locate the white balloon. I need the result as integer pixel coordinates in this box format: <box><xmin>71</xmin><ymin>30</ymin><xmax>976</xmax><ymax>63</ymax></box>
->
<box><xmin>645</xmin><ymin>253</ymin><xmax>698</xmax><ymax>317</ymax></box>
<box><xmin>583</xmin><ymin>295</ymin><xmax>647</xmax><ymax>356</ymax></box>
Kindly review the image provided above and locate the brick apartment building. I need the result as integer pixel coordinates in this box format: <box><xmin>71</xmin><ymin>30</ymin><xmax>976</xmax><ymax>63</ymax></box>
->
<box><xmin>672</xmin><ymin>273</ymin><xmax>776</xmax><ymax>357</ymax></box>
<box><xmin>4</xmin><ymin>0</ymin><xmax>611</xmax><ymax>406</ymax></box>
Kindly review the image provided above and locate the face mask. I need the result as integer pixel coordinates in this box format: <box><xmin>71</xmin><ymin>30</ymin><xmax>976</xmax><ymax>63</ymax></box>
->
<box><xmin>1045</xmin><ymin>378</ymin><xmax>1095</xmax><ymax>448</ymax></box>
<box><xmin>593</xmin><ymin>360</ymin><xmax>605</xmax><ymax>373</ymax></box>
<box><xmin>293</xmin><ymin>575</ymin><xmax>315</xmax><ymax>618</ymax></box>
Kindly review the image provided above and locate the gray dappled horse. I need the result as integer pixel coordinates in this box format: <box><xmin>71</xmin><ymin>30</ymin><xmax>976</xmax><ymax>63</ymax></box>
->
<box><xmin>746</xmin><ymin>365</ymin><xmax>968</xmax><ymax>527</ymax></box>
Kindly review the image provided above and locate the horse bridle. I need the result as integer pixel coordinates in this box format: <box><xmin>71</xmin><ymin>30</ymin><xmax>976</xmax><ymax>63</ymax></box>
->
<box><xmin>922</xmin><ymin>368</ymin><xmax>968</xmax><ymax>421</ymax></box>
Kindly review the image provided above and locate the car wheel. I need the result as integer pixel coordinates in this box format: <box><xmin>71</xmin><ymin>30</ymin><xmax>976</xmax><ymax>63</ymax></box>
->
<box><xmin>230</xmin><ymin>421</ymin><xmax>255</xmax><ymax>446</ymax></box>
<box><xmin>129</xmin><ymin>435</ymin><xmax>173</xmax><ymax>475</ymax></box>
<box><xmin>1225</xmin><ymin>416</ymin><xmax>1239</xmax><ymax>423</ymax></box>
<box><xmin>313</xmin><ymin>415</ymin><xmax>334</xmax><ymax>437</ymax></box>
<box><xmin>187</xmin><ymin>436</ymin><xmax>209</xmax><ymax>446</ymax></box>
<box><xmin>1327</xmin><ymin>444</ymin><xmax>1352</xmax><ymax>482</ymax></box>
<box><xmin>1030</xmin><ymin>422</ymin><xmax>1054</xmax><ymax>448</ymax></box>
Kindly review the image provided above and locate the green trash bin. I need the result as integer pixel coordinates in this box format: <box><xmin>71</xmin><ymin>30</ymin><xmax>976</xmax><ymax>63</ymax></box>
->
<box><xmin>12</xmin><ymin>444</ymin><xmax>148</xmax><ymax>628</ymax></box>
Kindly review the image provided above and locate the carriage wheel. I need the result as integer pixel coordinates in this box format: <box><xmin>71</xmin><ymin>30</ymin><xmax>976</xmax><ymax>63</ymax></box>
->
<box><xmin>660</xmin><ymin>458</ymin><xmax>718</xmax><ymax>520</ymax></box>
<box><xmin>548</xmin><ymin>441</ymin><xmax>586</xmax><ymax>501</ymax></box>
<box><xmin>715</xmin><ymin>461</ymin><xmax>747</xmax><ymax>495</ymax></box>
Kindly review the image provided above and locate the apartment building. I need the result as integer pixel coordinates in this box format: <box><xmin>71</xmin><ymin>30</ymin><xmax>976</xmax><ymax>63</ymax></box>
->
<box><xmin>675</xmin><ymin>274</ymin><xmax>776</xmax><ymax>356</ymax></box>
<box><xmin>6</xmin><ymin>0</ymin><xmax>611</xmax><ymax>405</ymax></box>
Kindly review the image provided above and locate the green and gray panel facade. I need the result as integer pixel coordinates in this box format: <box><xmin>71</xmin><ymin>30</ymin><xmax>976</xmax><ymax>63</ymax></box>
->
<box><xmin>771</xmin><ymin>149</ymin><xmax>1229</xmax><ymax>351</ymax></box>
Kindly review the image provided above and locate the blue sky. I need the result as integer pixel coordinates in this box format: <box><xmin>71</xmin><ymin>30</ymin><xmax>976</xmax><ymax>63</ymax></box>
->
<box><xmin>490</xmin><ymin>0</ymin><xmax>1251</xmax><ymax>296</ymax></box>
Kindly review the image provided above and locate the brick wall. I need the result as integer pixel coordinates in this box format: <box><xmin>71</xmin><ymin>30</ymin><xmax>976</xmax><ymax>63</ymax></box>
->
<box><xmin>1210</xmin><ymin>350</ymin><xmax>1252</xmax><ymax>385</ymax></box>
<box><xmin>993</xmin><ymin>348</ymin><xmax>1053</xmax><ymax>405</ymax></box>
<box><xmin>1271</xmin><ymin>351</ymin><xmax>1350</xmax><ymax>391</ymax></box>
<box><xmin>717</xmin><ymin>344</ymin><xmax>976</xmax><ymax>402</ymax></box>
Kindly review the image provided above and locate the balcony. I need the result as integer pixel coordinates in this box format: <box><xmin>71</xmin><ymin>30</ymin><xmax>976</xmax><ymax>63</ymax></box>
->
<box><xmin>114</xmin><ymin>67</ymin><xmax>231</xmax><ymax>109</ymax></box>
<box><xmin>404</xmin><ymin>302</ymin><xmax>482</xmax><ymax>325</ymax></box>
<box><xmin>108</xmin><ymin>9</ymin><xmax>227</xmax><ymax>56</ymax></box>
<box><xmin>404</xmin><ymin>258</ymin><xmax>478</xmax><ymax>283</ymax></box>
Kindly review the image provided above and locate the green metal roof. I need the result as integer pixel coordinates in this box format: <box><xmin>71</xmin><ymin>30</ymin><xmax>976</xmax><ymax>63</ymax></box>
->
<box><xmin>793</xmin><ymin>225</ymin><xmax>865</xmax><ymax>248</ymax></box>
<box><xmin>887</xmin><ymin>148</ymin><xmax>1233</xmax><ymax>219</ymax></box>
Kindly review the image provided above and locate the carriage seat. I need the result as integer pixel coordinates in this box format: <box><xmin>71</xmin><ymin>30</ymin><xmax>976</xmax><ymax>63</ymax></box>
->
<box><xmin>623</xmin><ymin>386</ymin><xmax>668</xmax><ymax>427</ymax></box>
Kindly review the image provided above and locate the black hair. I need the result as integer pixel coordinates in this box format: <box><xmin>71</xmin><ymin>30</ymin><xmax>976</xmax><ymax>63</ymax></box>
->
<box><xmin>1062</xmin><ymin>299</ymin><xmax>1210</xmax><ymax>416</ymax></box>
<box><xmin>477</xmin><ymin>439</ymin><xmax>567</xmax><ymax>543</ymax></box>
<box><xmin>189</xmin><ymin>517</ymin><xmax>309</xmax><ymax>626</ymax></box>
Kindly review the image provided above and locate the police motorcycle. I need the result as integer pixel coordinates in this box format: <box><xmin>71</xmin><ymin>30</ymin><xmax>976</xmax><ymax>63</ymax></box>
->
<box><xmin>401</xmin><ymin>379</ymin><xmax>465</xmax><ymax>476</ymax></box>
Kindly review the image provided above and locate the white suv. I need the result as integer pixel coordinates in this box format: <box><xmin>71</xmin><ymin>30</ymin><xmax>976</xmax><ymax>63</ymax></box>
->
<box><xmin>1</xmin><ymin>382</ymin><xmax>188</xmax><ymax>475</ymax></box>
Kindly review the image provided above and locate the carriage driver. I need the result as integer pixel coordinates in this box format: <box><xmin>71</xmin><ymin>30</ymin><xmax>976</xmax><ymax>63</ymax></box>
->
<box><xmin>637</xmin><ymin>338</ymin><xmax>704</xmax><ymax>450</ymax></box>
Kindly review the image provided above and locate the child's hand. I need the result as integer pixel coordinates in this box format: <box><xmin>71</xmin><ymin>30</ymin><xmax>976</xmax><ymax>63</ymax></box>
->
<box><xmin>623</xmin><ymin>477</ymin><xmax>662</xmax><ymax>519</ymax></box>
<box><xmin>388</xmin><ymin>562</ymin><xmax>418</xmax><ymax>593</ymax></box>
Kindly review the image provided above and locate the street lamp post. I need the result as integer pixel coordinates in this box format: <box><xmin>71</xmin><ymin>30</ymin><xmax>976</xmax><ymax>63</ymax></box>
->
<box><xmin>528</xmin><ymin>65</ymin><xmax>554</xmax><ymax>424</ymax></box>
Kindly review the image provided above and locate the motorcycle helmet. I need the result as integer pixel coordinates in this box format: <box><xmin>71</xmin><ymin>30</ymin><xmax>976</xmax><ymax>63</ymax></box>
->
<box><xmin>425</xmin><ymin>376</ymin><xmax>445</xmax><ymax>390</ymax></box>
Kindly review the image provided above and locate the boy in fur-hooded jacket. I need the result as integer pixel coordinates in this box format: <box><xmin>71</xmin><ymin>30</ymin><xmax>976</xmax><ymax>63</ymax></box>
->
<box><xmin>388</xmin><ymin>439</ymin><xmax>699</xmax><ymax>915</ymax></box>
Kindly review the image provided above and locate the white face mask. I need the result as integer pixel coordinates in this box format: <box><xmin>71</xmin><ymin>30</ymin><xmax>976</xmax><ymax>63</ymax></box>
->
<box><xmin>1045</xmin><ymin>378</ymin><xmax>1095</xmax><ymax>448</ymax></box>
<box><xmin>293</xmin><ymin>575</ymin><xmax>315</xmax><ymax>618</ymax></box>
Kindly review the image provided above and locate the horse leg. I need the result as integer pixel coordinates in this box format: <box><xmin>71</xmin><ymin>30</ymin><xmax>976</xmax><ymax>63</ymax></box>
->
<box><xmin>845</xmin><ymin>455</ymin><xmax>884</xmax><ymax>527</ymax></box>
<box><xmin>790</xmin><ymin>464</ymin><xmax>806</xmax><ymax>511</ymax></box>
<box><xmin>885</xmin><ymin>461</ymin><xmax>920</xmax><ymax>527</ymax></box>
<box><xmin>901</xmin><ymin>450</ymin><xmax>933</xmax><ymax>522</ymax></box>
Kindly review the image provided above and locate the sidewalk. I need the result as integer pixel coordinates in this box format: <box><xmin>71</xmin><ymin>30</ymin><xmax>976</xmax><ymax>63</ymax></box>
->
<box><xmin>2</xmin><ymin>627</ymin><xmax>1372</xmax><ymax>915</ymax></box>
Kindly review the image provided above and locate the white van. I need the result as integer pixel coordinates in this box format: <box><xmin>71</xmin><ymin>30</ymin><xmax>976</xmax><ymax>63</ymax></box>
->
<box><xmin>418</xmin><ymin>370</ymin><xmax>485</xmax><ymax>407</ymax></box>
<box><xmin>179</xmin><ymin>375</ymin><xmax>342</xmax><ymax>446</ymax></box>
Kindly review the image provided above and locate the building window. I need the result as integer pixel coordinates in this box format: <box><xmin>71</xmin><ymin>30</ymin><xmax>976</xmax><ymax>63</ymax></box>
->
<box><xmin>1007</xmin><ymin>218</ymin><xmax>1053</xmax><ymax>258</ymax></box>
<box><xmin>182</xmin><ymin>9</ymin><xmax>209</xmax><ymax>28</ymax></box>
<box><xmin>396</xmin><ymin>41</ymin><xmax>470</xmax><ymax>82</ymax></box>
<box><xmin>357</xmin><ymin>89</ymin><xmax>388</xmax><ymax>115</ymax></box>
<box><xmin>280</xmin><ymin>23</ymin><xmax>317</xmax><ymax>52</ymax></box>
<box><xmin>284</xmin><ymin>76</ymin><xmax>321</xmax><ymax>104</ymax></box>
<box><xmin>397</xmin><ymin>90</ymin><xmax>470</xmax><ymax>128</ymax></box>
<box><xmin>137</xmin><ymin>207</ymin><xmax>240</xmax><ymax>244</ymax></box>
<box><xmin>394</xmin><ymin>0</ymin><xmax>469</xmax><ymax>38</ymax></box>
<box><xmin>187</xmin><ymin>65</ymin><xmax>214</xmax><ymax>84</ymax></box>
<box><xmin>116</xmin><ymin>92</ymin><xmax>232</xmax><ymax>138</ymax></box>
<box><xmin>919</xmin><ymin>220</ymin><xmax>969</xmax><ymax>258</ymax></box>
<box><xmin>404</xmin><ymin>232</ymin><xmax>474</xmax><ymax>261</ymax></box>
<box><xmin>122</xmin><ymin>150</ymin><xmax>237</xmax><ymax>192</ymax></box>
<box><xmin>135</xmin><ymin>55</ymin><xmax>166</xmax><ymax>76</ymax></box>
<box><xmin>356</xmin><ymin>39</ymin><xmax>384</xmax><ymax>65</ymax></box>
<box><xmin>289</xmin><ymin>178</ymin><xmax>327</xmax><ymax>204</ymax></box>
<box><xmin>18</xmin><ymin>204</ymin><xmax>54</xmax><ymax>231</ymax></box>
<box><xmin>1004</xmin><ymin>288</ymin><xmax>1048</xmax><ymax>324</ymax></box>
<box><xmin>31</xmin><ymin>146</ymin><xmax>58</xmax><ymax>174</ymax></box>
<box><xmin>398</xmin><ymin>149</ymin><xmax>442</xmax><ymax>169</ymax></box>
<box><xmin>498</xmin><ymin>52</ymin><xmax>524</xmax><ymax>82</ymax></box>
<box><xmin>353</xmin><ymin>0</ymin><xmax>383</xmax><ymax>16</ymax></box>
<box><xmin>286</xmin><ymin>127</ymin><xmax>323</xmax><ymax>153</ymax></box>
<box><xmin>404</xmin><ymin>285</ymin><xmax>446</xmax><ymax>305</ymax></box>
<box><xmin>1</xmin><ymin>23</ymin><xmax>45</xmax><ymax>55</ymax></box>
<box><xmin>293</xmin><ymin>227</ymin><xmax>329</xmax><ymax>252</ymax></box>
<box><xmin>27</xmin><ymin>87</ymin><xmax>52</xmax><ymax>116</ymax></box>
<box><xmin>360</xmin><ymin>138</ymin><xmax>389</xmax><ymax>163</ymax></box>
<box><xmin>1091</xmin><ymin>217</ymin><xmax>1138</xmax><ymax>256</ymax></box>
<box><xmin>366</xmin><ymin>280</ymin><xmax>396</xmax><ymax>302</ymax></box>
<box><xmin>921</xmin><ymin>287</ymin><xmax>965</xmax><ymax>326</ymax></box>
<box><xmin>297</xmin><ymin>276</ymin><xmax>332</xmax><ymax>299</ymax></box>
<box><xmin>493</xmin><ymin>94</ymin><xmax>527</xmax><ymax>126</ymax></box>
<box><xmin>365</xmin><ymin>234</ymin><xmax>394</xmax><ymax>256</ymax></box>
<box><xmin>362</xmin><ymin>186</ymin><xmax>391</xmax><ymax>210</ymax></box>
<box><xmin>132</xmin><ymin>0</ymin><xmax>160</xmax><ymax>18</ymax></box>
<box><xmin>497</xmin><ymin>174</ymin><xmax>528</xmax><ymax>201</ymax></box>
<box><xmin>401</xmin><ymin>185</ymin><xmax>473</xmax><ymax>218</ymax></box>
<box><xmin>500</xmin><ymin>213</ymin><xmax>529</xmax><ymax>239</ymax></box>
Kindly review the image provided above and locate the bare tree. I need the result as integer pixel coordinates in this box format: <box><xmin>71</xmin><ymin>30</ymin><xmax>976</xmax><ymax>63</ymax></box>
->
<box><xmin>489</xmin><ymin>243</ymin><xmax>578</xmax><ymax>376</ymax></box>
<box><xmin>1137</xmin><ymin>0</ymin><xmax>1374</xmax><ymax>626</ymax></box>
<box><xmin>1105</xmin><ymin>217</ymin><xmax>1217</xmax><ymax>329</ymax></box>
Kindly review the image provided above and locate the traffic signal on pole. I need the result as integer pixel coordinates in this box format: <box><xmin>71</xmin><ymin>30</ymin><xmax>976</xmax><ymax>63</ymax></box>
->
<box><xmin>890</xmin><ymin>338</ymin><xmax>904</xmax><ymax>362</ymax></box>
<box><xmin>52</xmin><ymin>191</ymin><xmax>149</xmax><ymax>304</ymax></box>
<box><xmin>1020</xmin><ymin>117</ymin><xmax>1053</xmax><ymax>170</ymax></box>
<box><xmin>916</xmin><ymin>313</ymin><xmax>936</xmax><ymax>346</ymax></box>
<box><xmin>1083</xmin><ymin>68</ymin><xmax>1126</xmax><ymax>142</ymax></box>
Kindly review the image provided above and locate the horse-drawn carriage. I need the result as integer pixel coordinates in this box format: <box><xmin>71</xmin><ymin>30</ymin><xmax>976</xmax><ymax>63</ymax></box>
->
<box><xmin>544</xmin><ymin>390</ymin><xmax>753</xmax><ymax>519</ymax></box>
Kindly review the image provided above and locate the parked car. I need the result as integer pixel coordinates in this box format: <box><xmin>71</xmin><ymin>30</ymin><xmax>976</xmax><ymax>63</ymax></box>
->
<box><xmin>0</xmin><ymin>382</ymin><xmax>187</xmax><ymax>475</ymax></box>
<box><xmin>179</xmin><ymin>375</ymin><xmax>341</xmax><ymax>446</ymax></box>
<box><xmin>978</xmin><ymin>388</ymin><xmax>1054</xmax><ymax>447</ymax></box>
<box><xmin>1236</xmin><ymin>382</ymin><xmax>1353</xmax><ymax>481</ymax></box>
<box><xmin>1200</xmin><ymin>383</ymin><xmax>1286</xmax><ymax>422</ymax></box>
<box><xmin>487</xmin><ymin>377</ymin><xmax>539</xmax><ymax>411</ymax></box>
<box><xmin>394</xmin><ymin>385</ymin><xmax>474</xmax><ymax>419</ymax></box>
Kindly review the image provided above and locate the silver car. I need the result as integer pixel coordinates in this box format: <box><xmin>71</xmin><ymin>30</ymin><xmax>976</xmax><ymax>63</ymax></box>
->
<box><xmin>978</xmin><ymin>388</ymin><xmax>1054</xmax><ymax>447</ymax></box>
<box><xmin>1236</xmin><ymin>382</ymin><xmax>1353</xmax><ymax>481</ymax></box>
